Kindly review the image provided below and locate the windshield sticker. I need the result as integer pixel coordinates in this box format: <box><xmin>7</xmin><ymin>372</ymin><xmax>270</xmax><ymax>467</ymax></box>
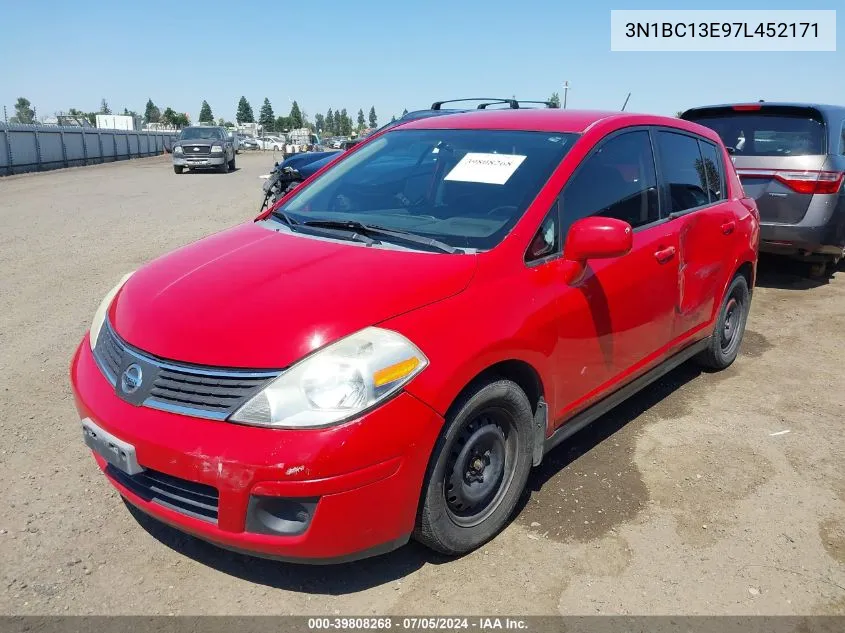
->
<box><xmin>444</xmin><ymin>153</ymin><xmax>527</xmax><ymax>185</ymax></box>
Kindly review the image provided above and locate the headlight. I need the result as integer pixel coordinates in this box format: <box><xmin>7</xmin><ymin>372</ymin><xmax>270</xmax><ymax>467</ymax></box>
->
<box><xmin>173</xmin><ymin>146</ymin><xmax>183</xmax><ymax>154</ymax></box>
<box><xmin>211</xmin><ymin>145</ymin><xmax>224</xmax><ymax>153</ymax></box>
<box><xmin>89</xmin><ymin>271</ymin><xmax>135</xmax><ymax>351</ymax></box>
<box><xmin>230</xmin><ymin>327</ymin><xmax>428</xmax><ymax>428</ymax></box>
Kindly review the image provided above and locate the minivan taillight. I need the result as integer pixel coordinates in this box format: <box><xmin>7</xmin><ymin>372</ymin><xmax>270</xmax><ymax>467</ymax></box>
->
<box><xmin>736</xmin><ymin>169</ymin><xmax>844</xmax><ymax>195</ymax></box>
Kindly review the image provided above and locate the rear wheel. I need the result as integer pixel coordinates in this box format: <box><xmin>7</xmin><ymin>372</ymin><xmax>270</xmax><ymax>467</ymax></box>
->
<box><xmin>696</xmin><ymin>274</ymin><xmax>750</xmax><ymax>370</ymax></box>
<box><xmin>173</xmin><ymin>165</ymin><xmax>183</xmax><ymax>174</ymax></box>
<box><xmin>414</xmin><ymin>378</ymin><xmax>533</xmax><ymax>555</ymax></box>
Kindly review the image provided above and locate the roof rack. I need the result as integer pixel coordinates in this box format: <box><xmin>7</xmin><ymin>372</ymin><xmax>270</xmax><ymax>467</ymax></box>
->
<box><xmin>430</xmin><ymin>98</ymin><xmax>559</xmax><ymax>111</ymax></box>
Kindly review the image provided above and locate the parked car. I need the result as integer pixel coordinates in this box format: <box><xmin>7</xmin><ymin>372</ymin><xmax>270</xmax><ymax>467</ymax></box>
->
<box><xmin>72</xmin><ymin>107</ymin><xmax>758</xmax><ymax>564</ymax></box>
<box><xmin>172</xmin><ymin>126</ymin><xmax>236</xmax><ymax>174</ymax></box>
<box><xmin>256</xmin><ymin>136</ymin><xmax>285</xmax><ymax>151</ymax></box>
<box><xmin>681</xmin><ymin>102</ymin><xmax>845</xmax><ymax>275</ymax></box>
<box><xmin>240</xmin><ymin>137</ymin><xmax>260</xmax><ymax>151</ymax></box>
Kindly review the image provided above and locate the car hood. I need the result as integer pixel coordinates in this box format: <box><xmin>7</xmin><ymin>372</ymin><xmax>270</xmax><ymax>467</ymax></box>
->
<box><xmin>110</xmin><ymin>222</ymin><xmax>477</xmax><ymax>369</ymax></box>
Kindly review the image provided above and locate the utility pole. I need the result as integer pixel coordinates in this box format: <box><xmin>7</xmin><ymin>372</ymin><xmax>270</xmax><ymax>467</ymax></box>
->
<box><xmin>3</xmin><ymin>106</ymin><xmax>7</xmax><ymax>124</ymax></box>
<box><xmin>563</xmin><ymin>81</ymin><xmax>570</xmax><ymax>109</ymax></box>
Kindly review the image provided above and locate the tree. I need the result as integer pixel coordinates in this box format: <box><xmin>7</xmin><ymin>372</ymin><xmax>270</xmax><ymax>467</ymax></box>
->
<box><xmin>402</xmin><ymin>108</ymin><xmax>408</xmax><ymax>117</ymax></box>
<box><xmin>198</xmin><ymin>100</ymin><xmax>213</xmax><ymax>123</ymax></box>
<box><xmin>275</xmin><ymin>116</ymin><xmax>291</xmax><ymax>132</ymax></box>
<box><xmin>548</xmin><ymin>92</ymin><xmax>561</xmax><ymax>108</ymax></box>
<box><xmin>325</xmin><ymin>109</ymin><xmax>335</xmax><ymax>135</ymax></box>
<box><xmin>258</xmin><ymin>97</ymin><xmax>275</xmax><ymax>132</ymax></box>
<box><xmin>314</xmin><ymin>113</ymin><xmax>325</xmax><ymax>133</ymax></box>
<box><xmin>173</xmin><ymin>112</ymin><xmax>190</xmax><ymax>128</ymax></box>
<box><xmin>99</xmin><ymin>99</ymin><xmax>111</xmax><ymax>114</ymax></box>
<box><xmin>368</xmin><ymin>106</ymin><xmax>377</xmax><ymax>129</ymax></box>
<box><xmin>217</xmin><ymin>117</ymin><xmax>225</xmax><ymax>126</ymax></box>
<box><xmin>236</xmin><ymin>96</ymin><xmax>254</xmax><ymax>123</ymax></box>
<box><xmin>144</xmin><ymin>99</ymin><xmax>161</xmax><ymax>123</ymax></box>
<box><xmin>122</xmin><ymin>108</ymin><xmax>138</xmax><ymax>118</ymax></box>
<box><xmin>390</xmin><ymin>115</ymin><xmax>397</xmax><ymax>123</ymax></box>
<box><xmin>289</xmin><ymin>100</ymin><xmax>303</xmax><ymax>129</ymax></box>
<box><xmin>675</xmin><ymin>111</ymin><xmax>685</xmax><ymax>118</ymax></box>
<box><xmin>161</xmin><ymin>107</ymin><xmax>176</xmax><ymax>127</ymax></box>
<box><xmin>339</xmin><ymin>108</ymin><xmax>352</xmax><ymax>136</ymax></box>
<box><xmin>14</xmin><ymin>97</ymin><xmax>35</xmax><ymax>123</ymax></box>
<box><xmin>356</xmin><ymin>108</ymin><xmax>366</xmax><ymax>132</ymax></box>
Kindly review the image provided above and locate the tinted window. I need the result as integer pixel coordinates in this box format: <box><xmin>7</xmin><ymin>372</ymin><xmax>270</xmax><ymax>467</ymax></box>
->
<box><xmin>684</xmin><ymin>108</ymin><xmax>826</xmax><ymax>156</ymax></box>
<box><xmin>525</xmin><ymin>207</ymin><xmax>560</xmax><ymax>262</ymax></box>
<box><xmin>279</xmin><ymin>129</ymin><xmax>578</xmax><ymax>250</ymax></box>
<box><xmin>656</xmin><ymin>131</ymin><xmax>710</xmax><ymax>213</ymax></box>
<box><xmin>561</xmin><ymin>130</ymin><xmax>659</xmax><ymax>233</ymax></box>
<box><xmin>698</xmin><ymin>141</ymin><xmax>725</xmax><ymax>202</ymax></box>
<box><xmin>841</xmin><ymin>122</ymin><xmax>845</xmax><ymax>155</ymax></box>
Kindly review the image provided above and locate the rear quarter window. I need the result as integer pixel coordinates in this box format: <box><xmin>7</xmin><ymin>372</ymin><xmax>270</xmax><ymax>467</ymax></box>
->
<box><xmin>684</xmin><ymin>107</ymin><xmax>827</xmax><ymax>157</ymax></box>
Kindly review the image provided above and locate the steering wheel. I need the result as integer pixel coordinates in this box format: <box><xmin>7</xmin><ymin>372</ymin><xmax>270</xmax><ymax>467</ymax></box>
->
<box><xmin>486</xmin><ymin>205</ymin><xmax>518</xmax><ymax>216</ymax></box>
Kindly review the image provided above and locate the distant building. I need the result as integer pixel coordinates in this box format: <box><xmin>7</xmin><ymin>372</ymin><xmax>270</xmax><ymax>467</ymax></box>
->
<box><xmin>96</xmin><ymin>114</ymin><xmax>142</xmax><ymax>131</ymax></box>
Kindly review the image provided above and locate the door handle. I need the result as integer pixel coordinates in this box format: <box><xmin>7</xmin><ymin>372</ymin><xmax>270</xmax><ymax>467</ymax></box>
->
<box><xmin>721</xmin><ymin>221</ymin><xmax>736</xmax><ymax>235</ymax></box>
<box><xmin>654</xmin><ymin>246</ymin><xmax>676</xmax><ymax>264</ymax></box>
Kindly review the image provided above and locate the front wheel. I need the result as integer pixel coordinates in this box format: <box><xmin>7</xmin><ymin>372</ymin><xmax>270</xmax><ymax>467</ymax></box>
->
<box><xmin>228</xmin><ymin>155</ymin><xmax>236</xmax><ymax>171</ymax></box>
<box><xmin>696</xmin><ymin>274</ymin><xmax>750</xmax><ymax>370</ymax></box>
<box><xmin>414</xmin><ymin>378</ymin><xmax>533</xmax><ymax>555</ymax></box>
<box><xmin>173</xmin><ymin>165</ymin><xmax>183</xmax><ymax>174</ymax></box>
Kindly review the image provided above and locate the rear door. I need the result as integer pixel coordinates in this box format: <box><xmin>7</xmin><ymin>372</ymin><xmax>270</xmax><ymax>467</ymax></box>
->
<box><xmin>682</xmin><ymin>105</ymin><xmax>829</xmax><ymax>225</ymax></box>
<box><xmin>652</xmin><ymin>128</ymin><xmax>737</xmax><ymax>339</ymax></box>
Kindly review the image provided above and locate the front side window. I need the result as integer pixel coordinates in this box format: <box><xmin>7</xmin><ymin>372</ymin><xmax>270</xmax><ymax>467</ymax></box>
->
<box><xmin>277</xmin><ymin>129</ymin><xmax>578</xmax><ymax>250</ymax></box>
<box><xmin>525</xmin><ymin>207</ymin><xmax>560</xmax><ymax>263</ymax></box>
<box><xmin>698</xmin><ymin>141</ymin><xmax>726</xmax><ymax>202</ymax></box>
<box><xmin>655</xmin><ymin>131</ymin><xmax>710</xmax><ymax>213</ymax></box>
<box><xmin>561</xmin><ymin>130</ymin><xmax>659</xmax><ymax>235</ymax></box>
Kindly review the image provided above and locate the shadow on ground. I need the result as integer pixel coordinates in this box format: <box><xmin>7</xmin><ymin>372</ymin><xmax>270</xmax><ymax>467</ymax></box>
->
<box><xmin>754</xmin><ymin>254</ymin><xmax>842</xmax><ymax>290</ymax></box>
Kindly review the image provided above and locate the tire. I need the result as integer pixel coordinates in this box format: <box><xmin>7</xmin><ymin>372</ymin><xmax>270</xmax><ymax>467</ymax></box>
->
<box><xmin>414</xmin><ymin>378</ymin><xmax>534</xmax><ymax>555</ymax></box>
<box><xmin>696</xmin><ymin>274</ymin><xmax>750</xmax><ymax>371</ymax></box>
<box><xmin>173</xmin><ymin>165</ymin><xmax>183</xmax><ymax>174</ymax></box>
<box><xmin>219</xmin><ymin>158</ymin><xmax>229</xmax><ymax>174</ymax></box>
<box><xmin>228</xmin><ymin>155</ymin><xmax>236</xmax><ymax>171</ymax></box>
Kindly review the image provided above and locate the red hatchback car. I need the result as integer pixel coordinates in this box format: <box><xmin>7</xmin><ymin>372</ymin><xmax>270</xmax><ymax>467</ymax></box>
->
<box><xmin>71</xmin><ymin>109</ymin><xmax>759</xmax><ymax>563</ymax></box>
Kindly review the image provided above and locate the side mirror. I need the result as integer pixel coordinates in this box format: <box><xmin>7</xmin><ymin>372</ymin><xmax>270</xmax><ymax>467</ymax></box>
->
<box><xmin>562</xmin><ymin>216</ymin><xmax>633</xmax><ymax>284</ymax></box>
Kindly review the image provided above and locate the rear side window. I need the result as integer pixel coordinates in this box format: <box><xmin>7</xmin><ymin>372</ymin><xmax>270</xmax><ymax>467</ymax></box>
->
<box><xmin>698</xmin><ymin>141</ymin><xmax>726</xmax><ymax>202</ymax></box>
<box><xmin>683</xmin><ymin>107</ymin><xmax>826</xmax><ymax>157</ymax></box>
<box><xmin>655</xmin><ymin>131</ymin><xmax>710</xmax><ymax>213</ymax></box>
<box><xmin>840</xmin><ymin>122</ymin><xmax>845</xmax><ymax>155</ymax></box>
<box><xmin>561</xmin><ymin>130</ymin><xmax>659</xmax><ymax>233</ymax></box>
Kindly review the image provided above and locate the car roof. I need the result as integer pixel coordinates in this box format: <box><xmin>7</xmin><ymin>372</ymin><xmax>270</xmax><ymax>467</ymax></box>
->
<box><xmin>397</xmin><ymin>108</ymin><xmax>690</xmax><ymax>135</ymax></box>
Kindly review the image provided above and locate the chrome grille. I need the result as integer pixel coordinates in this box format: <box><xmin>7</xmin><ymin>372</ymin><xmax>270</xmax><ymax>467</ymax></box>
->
<box><xmin>184</xmin><ymin>144</ymin><xmax>211</xmax><ymax>156</ymax></box>
<box><xmin>92</xmin><ymin>321</ymin><xmax>280</xmax><ymax>420</ymax></box>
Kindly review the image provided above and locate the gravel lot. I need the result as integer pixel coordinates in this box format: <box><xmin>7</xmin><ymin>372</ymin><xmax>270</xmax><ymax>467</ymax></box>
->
<box><xmin>1</xmin><ymin>153</ymin><xmax>843</xmax><ymax>616</ymax></box>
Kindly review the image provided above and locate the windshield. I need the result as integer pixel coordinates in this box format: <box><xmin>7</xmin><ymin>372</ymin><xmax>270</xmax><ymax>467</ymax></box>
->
<box><xmin>685</xmin><ymin>108</ymin><xmax>826</xmax><ymax>157</ymax></box>
<box><xmin>179</xmin><ymin>127</ymin><xmax>224</xmax><ymax>141</ymax></box>
<box><xmin>276</xmin><ymin>129</ymin><xmax>577</xmax><ymax>250</ymax></box>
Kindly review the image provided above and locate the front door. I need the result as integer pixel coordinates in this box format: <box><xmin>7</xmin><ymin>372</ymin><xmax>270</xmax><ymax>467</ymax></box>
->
<box><xmin>550</xmin><ymin>128</ymin><xmax>679</xmax><ymax>426</ymax></box>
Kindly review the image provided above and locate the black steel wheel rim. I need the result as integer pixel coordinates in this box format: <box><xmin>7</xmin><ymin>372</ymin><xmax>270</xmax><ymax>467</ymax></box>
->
<box><xmin>444</xmin><ymin>409</ymin><xmax>517</xmax><ymax>528</ymax></box>
<box><xmin>720</xmin><ymin>289</ymin><xmax>745</xmax><ymax>353</ymax></box>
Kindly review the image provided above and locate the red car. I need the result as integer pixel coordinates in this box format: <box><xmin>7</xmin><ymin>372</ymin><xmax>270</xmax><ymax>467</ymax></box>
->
<box><xmin>71</xmin><ymin>109</ymin><xmax>759</xmax><ymax>563</ymax></box>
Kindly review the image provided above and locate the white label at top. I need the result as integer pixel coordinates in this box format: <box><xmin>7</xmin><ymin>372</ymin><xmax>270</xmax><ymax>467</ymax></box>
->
<box><xmin>444</xmin><ymin>153</ymin><xmax>527</xmax><ymax>185</ymax></box>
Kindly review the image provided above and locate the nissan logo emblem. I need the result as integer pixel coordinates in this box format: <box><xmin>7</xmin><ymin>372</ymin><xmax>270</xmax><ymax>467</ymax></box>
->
<box><xmin>121</xmin><ymin>364</ymin><xmax>143</xmax><ymax>394</ymax></box>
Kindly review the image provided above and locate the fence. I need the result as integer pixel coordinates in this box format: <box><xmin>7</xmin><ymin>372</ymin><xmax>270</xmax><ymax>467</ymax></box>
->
<box><xmin>0</xmin><ymin>123</ymin><xmax>178</xmax><ymax>176</ymax></box>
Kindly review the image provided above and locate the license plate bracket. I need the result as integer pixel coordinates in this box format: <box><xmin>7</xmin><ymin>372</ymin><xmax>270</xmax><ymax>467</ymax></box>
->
<box><xmin>81</xmin><ymin>418</ymin><xmax>144</xmax><ymax>476</ymax></box>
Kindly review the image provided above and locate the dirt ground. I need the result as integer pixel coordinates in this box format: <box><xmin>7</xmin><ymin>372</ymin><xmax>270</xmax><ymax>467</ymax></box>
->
<box><xmin>0</xmin><ymin>153</ymin><xmax>843</xmax><ymax>616</ymax></box>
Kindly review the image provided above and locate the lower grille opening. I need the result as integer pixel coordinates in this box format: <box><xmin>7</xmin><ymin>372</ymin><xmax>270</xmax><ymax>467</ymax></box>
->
<box><xmin>106</xmin><ymin>465</ymin><xmax>219</xmax><ymax>523</ymax></box>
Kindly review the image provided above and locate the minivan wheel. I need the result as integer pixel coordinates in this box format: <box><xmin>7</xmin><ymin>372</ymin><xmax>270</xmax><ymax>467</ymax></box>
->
<box><xmin>696</xmin><ymin>274</ymin><xmax>750</xmax><ymax>371</ymax></box>
<box><xmin>414</xmin><ymin>378</ymin><xmax>533</xmax><ymax>555</ymax></box>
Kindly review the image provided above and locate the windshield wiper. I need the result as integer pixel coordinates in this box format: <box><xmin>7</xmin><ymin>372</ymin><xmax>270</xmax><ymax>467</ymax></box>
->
<box><xmin>271</xmin><ymin>209</ymin><xmax>299</xmax><ymax>230</ymax></box>
<box><xmin>302</xmin><ymin>219</ymin><xmax>462</xmax><ymax>254</ymax></box>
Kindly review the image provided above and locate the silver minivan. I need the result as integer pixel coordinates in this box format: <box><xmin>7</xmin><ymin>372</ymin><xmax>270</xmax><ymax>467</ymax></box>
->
<box><xmin>682</xmin><ymin>102</ymin><xmax>845</xmax><ymax>275</ymax></box>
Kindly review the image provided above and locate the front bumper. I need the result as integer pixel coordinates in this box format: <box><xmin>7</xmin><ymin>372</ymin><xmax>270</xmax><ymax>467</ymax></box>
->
<box><xmin>70</xmin><ymin>339</ymin><xmax>444</xmax><ymax>562</ymax></box>
<box><xmin>173</xmin><ymin>155</ymin><xmax>225</xmax><ymax>167</ymax></box>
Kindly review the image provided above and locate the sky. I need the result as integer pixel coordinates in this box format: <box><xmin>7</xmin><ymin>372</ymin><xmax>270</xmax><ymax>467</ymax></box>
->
<box><xmin>0</xmin><ymin>0</ymin><xmax>841</xmax><ymax>126</ymax></box>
